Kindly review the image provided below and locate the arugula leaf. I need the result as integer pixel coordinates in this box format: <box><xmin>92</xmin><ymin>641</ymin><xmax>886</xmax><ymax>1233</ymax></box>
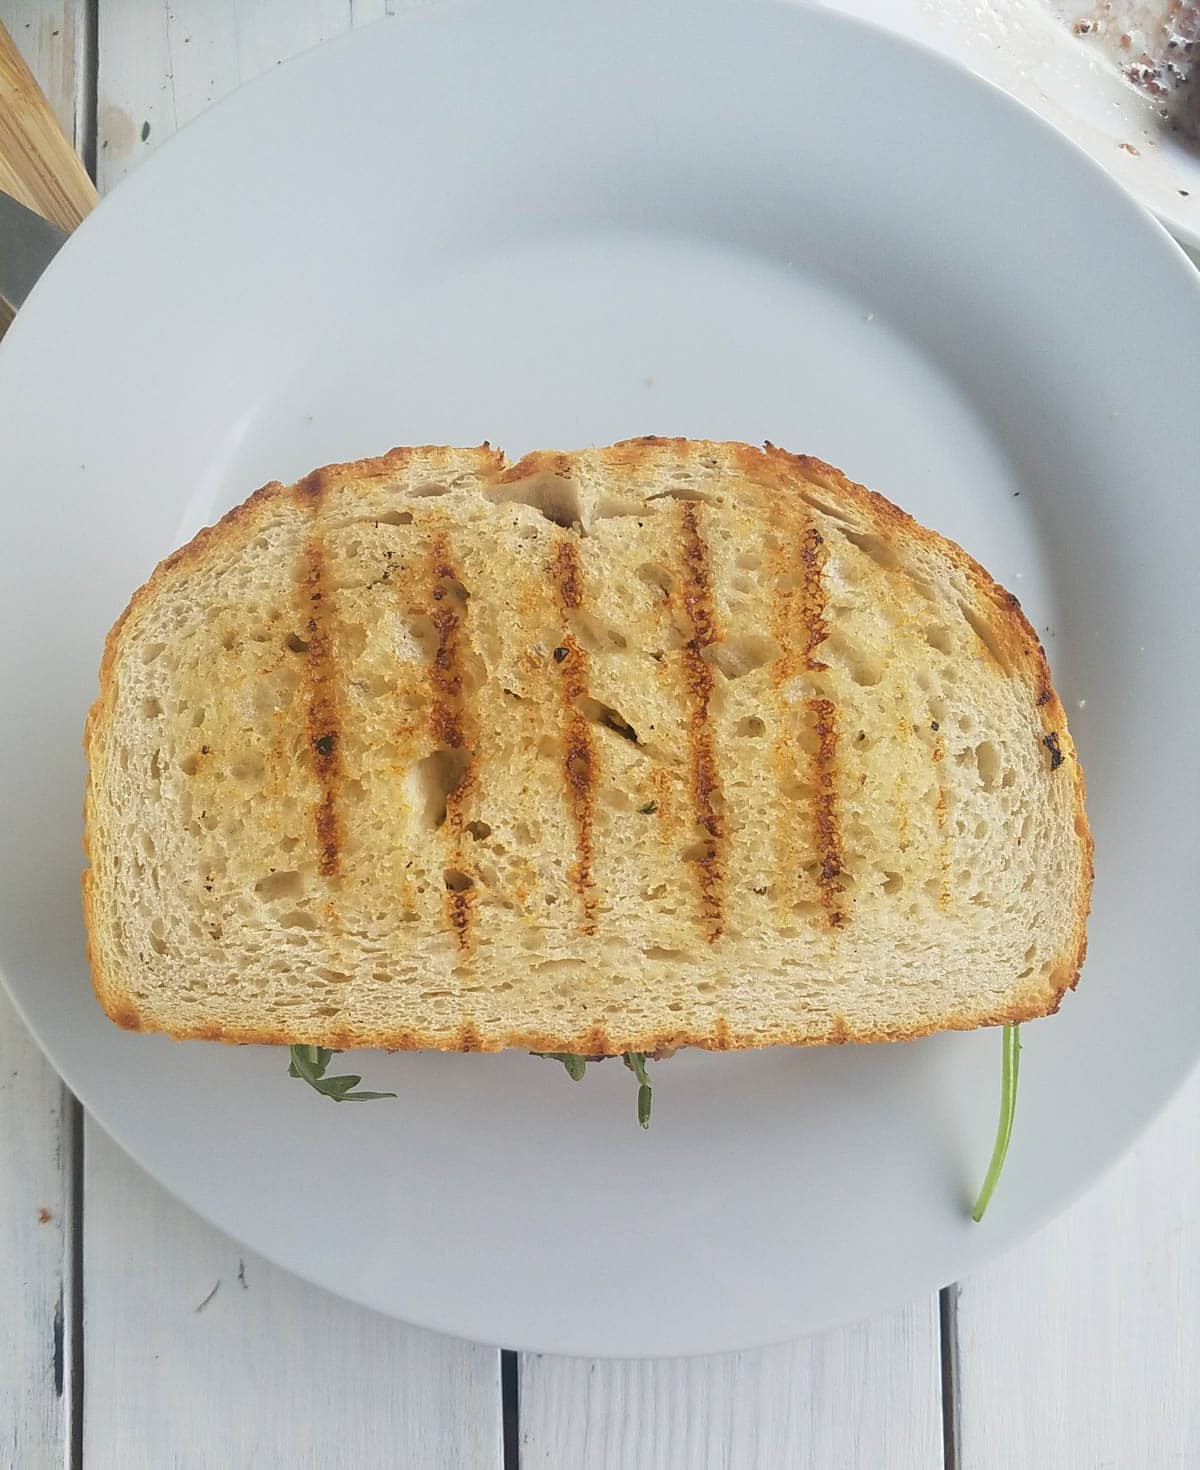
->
<box><xmin>287</xmin><ymin>1044</ymin><xmax>396</xmax><ymax>1103</ymax></box>
<box><xmin>623</xmin><ymin>1051</ymin><xmax>653</xmax><ymax>1129</ymax></box>
<box><xmin>533</xmin><ymin>1050</ymin><xmax>654</xmax><ymax>1127</ymax></box>
<box><xmin>972</xmin><ymin>1024</ymin><xmax>1020</xmax><ymax>1222</ymax></box>
<box><xmin>532</xmin><ymin>1051</ymin><xmax>587</xmax><ymax>1081</ymax></box>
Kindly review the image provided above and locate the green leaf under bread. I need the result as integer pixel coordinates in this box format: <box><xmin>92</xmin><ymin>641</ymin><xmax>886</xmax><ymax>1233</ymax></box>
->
<box><xmin>287</xmin><ymin>1044</ymin><xmax>396</xmax><ymax>1103</ymax></box>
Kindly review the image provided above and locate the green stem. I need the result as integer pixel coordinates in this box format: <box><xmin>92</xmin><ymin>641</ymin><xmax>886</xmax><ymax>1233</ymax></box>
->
<box><xmin>972</xmin><ymin>1024</ymin><xmax>1021</xmax><ymax>1222</ymax></box>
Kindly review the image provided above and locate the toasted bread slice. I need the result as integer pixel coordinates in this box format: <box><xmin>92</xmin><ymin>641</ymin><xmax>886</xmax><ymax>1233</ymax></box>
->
<box><xmin>83</xmin><ymin>439</ymin><xmax>1091</xmax><ymax>1054</ymax></box>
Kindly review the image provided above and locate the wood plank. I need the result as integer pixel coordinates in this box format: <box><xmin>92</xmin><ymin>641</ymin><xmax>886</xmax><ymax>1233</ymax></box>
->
<box><xmin>84</xmin><ymin>8</ymin><xmax>500</xmax><ymax>1467</ymax></box>
<box><xmin>83</xmin><ymin>1126</ymin><xmax>502</xmax><ymax>1470</ymax></box>
<box><xmin>956</xmin><ymin>1064</ymin><xmax>1200</xmax><ymax>1469</ymax></box>
<box><xmin>0</xmin><ymin>1</ymin><xmax>88</xmax><ymax>149</ymax></box>
<box><xmin>520</xmin><ymin>1299</ymin><xmax>943</xmax><ymax>1470</ymax></box>
<box><xmin>0</xmin><ymin>11</ymin><xmax>86</xmax><ymax>1465</ymax></box>
<box><xmin>0</xmin><ymin>991</ymin><xmax>71</xmax><ymax>1470</ymax></box>
<box><xmin>97</xmin><ymin>0</ymin><xmax>407</xmax><ymax>192</ymax></box>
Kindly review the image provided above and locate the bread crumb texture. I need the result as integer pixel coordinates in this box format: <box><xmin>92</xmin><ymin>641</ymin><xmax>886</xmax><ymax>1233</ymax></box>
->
<box><xmin>83</xmin><ymin>440</ymin><xmax>1092</xmax><ymax>1054</ymax></box>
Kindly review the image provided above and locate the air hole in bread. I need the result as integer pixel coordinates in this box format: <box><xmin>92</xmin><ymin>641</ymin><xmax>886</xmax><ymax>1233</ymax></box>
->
<box><xmin>409</xmin><ymin>746</ymin><xmax>472</xmax><ymax>828</ymax></box>
<box><xmin>782</xmin><ymin>777</ymin><xmax>815</xmax><ymax>803</ymax></box>
<box><xmin>881</xmin><ymin>871</ymin><xmax>903</xmax><ymax>895</ymax></box>
<box><xmin>140</xmin><ymin>698</ymin><xmax>163</xmax><ymax>719</ymax></box>
<box><xmin>636</xmin><ymin>562</ymin><xmax>673</xmax><ymax>597</ymax></box>
<box><xmin>572</xmin><ymin>611</ymin><xmax>628</xmax><ymax>653</ymax></box>
<box><xmin>644</xmin><ymin>947</ymin><xmax>690</xmax><ymax>963</ymax></box>
<box><xmin>488</xmin><ymin>473</ymin><xmax>582</xmax><ymax>528</ymax></box>
<box><xmin>925</xmin><ymin>625</ymin><xmax>954</xmax><ymax>656</ymax></box>
<box><xmin>795</xmin><ymin>490</ymin><xmax>861</xmax><ymax>528</ymax></box>
<box><xmin>839</xmin><ymin>526</ymin><xmax>901</xmax><ymax>571</ymax></box>
<box><xmin>706</xmin><ymin>633</ymin><xmax>779</xmax><ymax>680</ymax></box>
<box><xmin>255</xmin><ymin>864</ymin><xmax>304</xmax><ymax>899</ymax></box>
<box><xmin>819</xmin><ymin>627</ymin><xmax>884</xmax><ymax>687</ymax></box>
<box><xmin>958</xmin><ymin>601</ymin><xmax>1012</xmax><ymax>673</ymax></box>
<box><xmin>737</xmin><ymin>716</ymin><xmax>766</xmax><ymax>738</ymax></box>
<box><xmin>408</xmin><ymin>481</ymin><xmax>450</xmax><ymax>499</ymax></box>
<box><xmin>594</xmin><ymin>494</ymin><xmax>647</xmax><ymax>519</ymax></box>
<box><xmin>466</xmin><ymin>820</ymin><xmax>492</xmax><ymax>841</ymax></box>
<box><xmin>444</xmin><ymin>868</ymin><xmax>474</xmax><ymax>892</ymax></box>
<box><xmin>647</xmin><ymin>485</ymin><xmax>719</xmax><ymax>505</ymax></box>
<box><xmin>285</xmin><ymin>633</ymin><xmax>310</xmax><ymax>654</ymax></box>
<box><xmin>681</xmin><ymin>838</ymin><xmax>717</xmax><ymax>865</ymax></box>
<box><xmin>975</xmin><ymin>741</ymin><xmax>1002</xmax><ymax>792</ymax></box>
<box><xmin>375</xmin><ymin>508</ymin><xmax>414</xmax><ymax>525</ymax></box>
<box><xmin>140</xmin><ymin>641</ymin><xmax>166</xmax><ymax>664</ymax></box>
<box><xmin>575</xmin><ymin>696</ymin><xmax>638</xmax><ymax>743</ymax></box>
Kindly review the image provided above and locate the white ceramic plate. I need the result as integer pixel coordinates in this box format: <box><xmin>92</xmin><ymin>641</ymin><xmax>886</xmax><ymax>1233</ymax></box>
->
<box><xmin>1</xmin><ymin>0</ymin><xmax>1198</xmax><ymax>1357</ymax></box>
<box><xmin>826</xmin><ymin>0</ymin><xmax>1200</xmax><ymax>249</ymax></box>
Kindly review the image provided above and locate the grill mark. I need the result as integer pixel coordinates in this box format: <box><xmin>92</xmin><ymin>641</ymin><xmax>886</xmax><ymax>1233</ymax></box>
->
<box><xmin>932</xmin><ymin>732</ymin><xmax>953</xmax><ymax>911</ymax></box>
<box><xmin>552</xmin><ymin>540</ymin><xmax>598</xmax><ymax>933</ymax></box>
<box><xmin>677</xmin><ymin>503</ymin><xmax>725</xmax><ymax>941</ymax></box>
<box><xmin>553</xmin><ymin>539</ymin><xmax>584</xmax><ymax>610</ymax></box>
<box><xmin>807</xmin><ymin>698</ymin><xmax>845</xmax><ymax>928</ymax></box>
<box><xmin>770</xmin><ymin>516</ymin><xmax>830</xmax><ymax>684</ymax></box>
<box><xmin>768</xmin><ymin>504</ymin><xmax>833</xmax><ymax>913</ymax></box>
<box><xmin>426</xmin><ymin>534</ymin><xmax>476</xmax><ymax>950</ymax></box>
<box><xmin>298</xmin><ymin>524</ymin><xmax>344</xmax><ymax>879</ymax></box>
<box><xmin>455</xmin><ymin>1021</ymin><xmax>482</xmax><ymax>1052</ymax></box>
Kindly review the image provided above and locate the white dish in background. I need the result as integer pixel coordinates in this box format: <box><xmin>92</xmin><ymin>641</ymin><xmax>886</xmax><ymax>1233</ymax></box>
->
<box><xmin>0</xmin><ymin>0</ymin><xmax>1198</xmax><ymax>1356</ymax></box>
<box><xmin>827</xmin><ymin>0</ymin><xmax>1200</xmax><ymax>247</ymax></box>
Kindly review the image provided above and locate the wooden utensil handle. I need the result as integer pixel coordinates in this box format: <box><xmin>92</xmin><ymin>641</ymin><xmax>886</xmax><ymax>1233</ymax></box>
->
<box><xmin>0</xmin><ymin>19</ymin><xmax>96</xmax><ymax>232</ymax></box>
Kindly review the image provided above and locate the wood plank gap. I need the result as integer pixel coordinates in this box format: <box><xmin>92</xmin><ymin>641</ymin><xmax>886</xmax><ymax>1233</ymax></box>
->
<box><xmin>939</xmin><ymin>1284</ymin><xmax>960</xmax><ymax>1470</ymax></box>
<box><xmin>66</xmin><ymin>1093</ymin><xmax>85</xmax><ymax>1470</ymax></box>
<box><xmin>501</xmin><ymin>1349</ymin><xmax>520</xmax><ymax>1470</ymax></box>
<box><xmin>78</xmin><ymin>0</ymin><xmax>97</xmax><ymax>181</ymax></box>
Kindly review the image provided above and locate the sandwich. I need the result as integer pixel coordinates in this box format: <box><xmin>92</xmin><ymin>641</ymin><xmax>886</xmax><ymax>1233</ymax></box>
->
<box><xmin>83</xmin><ymin>439</ymin><xmax>1092</xmax><ymax>1195</ymax></box>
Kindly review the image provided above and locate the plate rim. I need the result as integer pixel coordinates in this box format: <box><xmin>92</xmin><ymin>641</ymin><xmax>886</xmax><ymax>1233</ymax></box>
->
<box><xmin>2</xmin><ymin>0</ymin><xmax>1200</xmax><ymax>1355</ymax></box>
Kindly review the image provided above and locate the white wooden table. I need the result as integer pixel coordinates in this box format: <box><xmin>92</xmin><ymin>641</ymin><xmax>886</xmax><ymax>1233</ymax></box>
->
<box><xmin>3</xmin><ymin>5</ymin><xmax>1197</xmax><ymax>1466</ymax></box>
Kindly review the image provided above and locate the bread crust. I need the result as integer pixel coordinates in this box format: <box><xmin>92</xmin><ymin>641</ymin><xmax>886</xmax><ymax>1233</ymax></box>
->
<box><xmin>83</xmin><ymin>439</ymin><xmax>1092</xmax><ymax>1053</ymax></box>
